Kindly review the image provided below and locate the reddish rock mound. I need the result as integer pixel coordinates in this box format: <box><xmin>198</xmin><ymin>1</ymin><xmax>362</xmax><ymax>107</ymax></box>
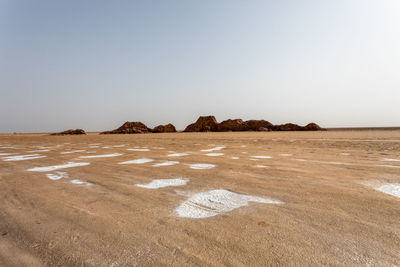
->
<box><xmin>274</xmin><ymin>123</ymin><xmax>323</xmax><ymax>131</ymax></box>
<box><xmin>218</xmin><ymin>119</ymin><xmax>248</xmax><ymax>131</ymax></box>
<box><xmin>51</xmin><ymin>129</ymin><xmax>86</xmax><ymax>135</ymax></box>
<box><xmin>273</xmin><ymin>123</ymin><xmax>303</xmax><ymax>131</ymax></box>
<box><xmin>184</xmin><ymin>116</ymin><xmax>323</xmax><ymax>132</ymax></box>
<box><xmin>184</xmin><ymin>116</ymin><xmax>219</xmax><ymax>132</ymax></box>
<box><xmin>245</xmin><ymin>120</ymin><xmax>273</xmax><ymax>131</ymax></box>
<box><xmin>304</xmin><ymin>123</ymin><xmax>322</xmax><ymax>131</ymax></box>
<box><xmin>102</xmin><ymin>121</ymin><xmax>151</xmax><ymax>134</ymax></box>
<box><xmin>152</xmin><ymin>123</ymin><xmax>177</xmax><ymax>133</ymax></box>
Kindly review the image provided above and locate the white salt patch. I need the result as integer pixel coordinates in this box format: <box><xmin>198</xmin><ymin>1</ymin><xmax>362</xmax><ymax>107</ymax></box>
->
<box><xmin>381</xmin><ymin>158</ymin><xmax>400</xmax><ymax>162</ymax></box>
<box><xmin>251</xmin><ymin>156</ymin><xmax>272</xmax><ymax>159</ymax></box>
<box><xmin>189</xmin><ymin>163</ymin><xmax>216</xmax><ymax>170</ymax></box>
<box><xmin>232</xmin><ymin>157</ymin><xmax>240</xmax><ymax>160</ymax></box>
<box><xmin>2</xmin><ymin>154</ymin><xmax>47</xmax><ymax>161</ymax></box>
<box><xmin>79</xmin><ymin>153</ymin><xmax>123</xmax><ymax>158</ymax></box>
<box><xmin>127</xmin><ymin>148</ymin><xmax>151</xmax><ymax>152</ymax></box>
<box><xmin>340</xmin><ymin>153</ymin><xmax>351</xmax><ymax>156</ymax></box>
<box><xmin>27</xmin><ymin>162</ymin><xmax>90</xmax><ymax>172</ymax></box>
<box><xmin>294</xmin><ymin>158</ymin><xmax>354</xmax><ymax>166</ymax></box>
<box><xmin>279</xmin><ymin>154</ymin><xmax>293</xmax><ymax>157</ymax></box>
<box><xmin>152</xmin><ymin>161</ymin><xmax>180</xmax><ymax>167</ymax></box>
<box><xmin>61</xmin><ymin>150</ymin><xmax>86</xmax><ymax>154</ymax></box>
<box><xmin>46</xmin><ymin>172</ymin><xmax>69</xmax><ymax>181</ymax></box>
<box><xmin>255</xmin><ymin>165</ymin><xmax>269</xmax><ymax>168</ymax></box>
<box><xmin>376</xmin><ymin>183</ymin><xmax>400</xmax><ymax>198</ymax></box>
<box><xmin>206</xmin><ymin>153</ymin><xmax>224</xmax><ymax>156</ymax></box>
<box><xmin>119</xmin><ymin>158</ymin><xmax>154</xmax><ymax>164</ymax></box>
<box><xmin>168</xmin><ymin>153</ymin><xmax>189</xmax><ymax>157</ymax></box>
<box><xmin>28</xmin><ymin>149</ymin><xmax>50</xmax><ymax>152</ymax></box>
<box><xmin>135</xmin><ymin>178</ymin><xmax>189</xmax><ymax>189</ymax></box>
<box><xmin>176</xmin><ymin>189</ymin><xmax>283</xmax><ymax>218</ymax></box>
<box><xmin>241</xmin><ymin>145</ymin><xmax>247</xmax><ymax>148</ymax></box>
<box><xmin>201</xmin><ymin>146</ymin><xmax>225</xmax><ymax>152</ymax></box>
<box><xmin>376</xmin><ymin>164</ymin><xmax>400</xmax><ymax>168</ymax></box>
<box><xmin>70</xmin><ymin>179</ymin><xmax>92</xmax><ymax>186</ymax></box>
<box><xmin>0</xmin><ymin>153</ymin><xmax>18</xmax><ymax>156</ymax></box>
<box><xmin>88</xmin><ymin>146</ymin><xmax>99</xmax><ymax>148</ymax></box>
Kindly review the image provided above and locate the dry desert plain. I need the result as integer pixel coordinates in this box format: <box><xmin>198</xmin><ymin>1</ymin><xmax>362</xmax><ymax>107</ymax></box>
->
<box><xmin>0</xmin><ymin>130</ymin><xmax>399</xmax><ymax>266</ymax></box>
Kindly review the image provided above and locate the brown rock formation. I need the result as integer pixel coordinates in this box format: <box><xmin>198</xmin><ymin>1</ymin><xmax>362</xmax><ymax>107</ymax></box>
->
<box><xmin>218</xmin><ymin>119</ymin><xmax>248</xmax><ymax>131</ymax></box>
<box><xmin>274</xmin><ymin>123</ymin><xmax>324</xmax><ymax>131</ymax></box>
<box><xmin>184</xmin><ymin>116</ymin><xmax>219</xmax><ymax>132</ymax></box>
<box><xmin>273</xmin><ymin>123</ymin><xmax>303</xmax><ymax>131</ymax></box>
<box><xmin>51</xmin><ymin>129</ymin><xmax>86</xmax><ymax>135</ymax></box>
<box><xmin>102</xmin><ymin>121</ymin><xmax>151</xmax><ymax>134</ymax></box>
<box><xmin>304</xmin><ymin>123</ymin><xmax>322</xmax><ymax>131</ymax></box>
<box><xmin>152</xmin><ymin>123</ymin><xmax>177</xmax><ymax>133</ymax></box>
<box><xmin>184</xmin><ymin>116</ymin><xmax>322</xmax><ymax>132</ymax></box>
<box><xmin>245</xmin><ymin>120</ymin><xmax>273</xmax><ymax>131</ymax></box>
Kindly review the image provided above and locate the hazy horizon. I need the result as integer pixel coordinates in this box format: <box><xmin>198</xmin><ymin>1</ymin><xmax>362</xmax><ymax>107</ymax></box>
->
<box><xmin>1</xmin><ymin>0</ymin><xmax>399</xmax><ymax>133</ymax></box>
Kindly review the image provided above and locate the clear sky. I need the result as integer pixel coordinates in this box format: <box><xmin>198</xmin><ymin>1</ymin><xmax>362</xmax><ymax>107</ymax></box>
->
<box><xmin>1</xmin><ymin>0</ymin><xmax>399</xmax><ymax>133</ymax></box>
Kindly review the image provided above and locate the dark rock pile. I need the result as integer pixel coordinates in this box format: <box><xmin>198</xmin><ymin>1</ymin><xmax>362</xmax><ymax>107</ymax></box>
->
<box><xmin>217</xmin><ymin>119</ymin><xmax>248</xmax><ymax>131</ymax></box>
<box><xmin>245</xmin><ymin>120</ymin><xmax>273</xmax><ymax>131</ymax></box>
<box><xmin>101</xmin><ymin>122</ymin><xmax>151</xmax><ymax>134</ymax></box>
<box><xmin>183</xmin><ymin>116</ymin><xmax>219</xmax><ymax>132</ymax></box>
<box><xmin>51</xmin><ymin>129</ymin><xmax>86</xmax><ymax>135</ymax></box>
<box><xmin>273</xmin><ymin>122</ymin><xmax>323</xmax><ymax>131</ymax></box>
<box><xmin>184</xmin><ymin>116</ymin><xmax>323</xmax><ymax>132</ymax></box>
<box><xmin>152</xmin><ymin>123</ymin><xmax>177</xmax><ymax>133</ymax></box>
<box><xmin>100</xmin><ymin>116</ymin><xmax>323</xmax><ymax>134</ymax></box>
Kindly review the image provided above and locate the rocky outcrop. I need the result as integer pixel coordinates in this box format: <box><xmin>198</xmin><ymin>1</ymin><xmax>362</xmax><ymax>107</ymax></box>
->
<box><xmin>304</xmin><ymin>123</ymin><xmax>322</xmax><ymax>131</ymax></box>
<box><xmin>184</xmin><ymin>116</ymin><xmax>219</xmax><ymax>132</ymax></box>
<box><xmin>184</xmin><ymin>116</ymin><xmax>323</xmax><ymax>132</ymax></box>
<box><xmin>101</xmin><ymin>117</ymin><xmax>323</xmax><ymax>134</ymax></box>
<box><xmin>216</xmin><ymin>119</ymin><xmax>273</xmax><ymax>131</ymax></box>
<box><xmin>51</xmin><ymin>129</ymin><xmax>86</xmax><ymax>135</ymax></box>
<box><xmin>245</xmin><ymin>120</ymin><xmax>273</xmax><ymax>131</ymax></box>
<box><xmin>273</xmin><ymin>122</ymin><xmax>323</xmax><ymax>131</ymax></box>
<box><xmin>152</xmin><ymin>123</ymin><xmax>177</xmax><ymax>133</ymax></box>
<box><xmin>273</xmin><ymin>123</ymin><xmax>303</xmax><ymax>131</ymax></box>
<box><xmin>102</xmin><ymin>121</ymin><xmax>151</xmax><ymax>134</ymax></box>
<box><xmin>217</xmin><ymin>119</ymin><xmax>248</xmax><ymax>131</ymax></box>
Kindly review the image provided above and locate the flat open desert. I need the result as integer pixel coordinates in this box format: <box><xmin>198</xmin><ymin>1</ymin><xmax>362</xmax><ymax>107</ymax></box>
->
<box><xmin>0</xmin><ymin>130</ymin><xmax>399</xmax><ymax>266</ymax></box>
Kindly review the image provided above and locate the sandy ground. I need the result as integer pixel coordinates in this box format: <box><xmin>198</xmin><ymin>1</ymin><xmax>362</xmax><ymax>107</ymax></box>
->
<box><xmin>0</xmin><ymin>131</ymin><xmax>399</xmax><ymax>266</ymax></box>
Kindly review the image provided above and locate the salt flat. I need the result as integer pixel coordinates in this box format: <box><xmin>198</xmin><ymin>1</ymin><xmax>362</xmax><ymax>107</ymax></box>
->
<box><xmin>0</xmin><ymin>130</ymin><xmax>399</xmax><ymax>266</ymax></box>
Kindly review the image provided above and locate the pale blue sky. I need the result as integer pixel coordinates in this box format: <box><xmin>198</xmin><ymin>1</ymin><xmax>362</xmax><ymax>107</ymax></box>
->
<box><xmin>1</xmin><ymin>0</ymin><xmax>399</xmax><ymax>133</ymax></box>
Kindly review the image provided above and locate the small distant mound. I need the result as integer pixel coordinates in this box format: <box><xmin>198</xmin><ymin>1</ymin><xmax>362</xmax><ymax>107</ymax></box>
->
<box><xmin>51</xmin><ymin>129</ymin><xmax>86</xmax><ymax>135</ymax></box>
<box><xmin>184</xmin><ymin>116</ymin><xmax>219</xmax><ymax>132</ymax></box>
<box><xmin>274</xmin><ymin>123</ymin><xmax>323</xmax><ymax>131</ymax></box>
<box><xmin>304</xmin><ymin>123</ymin><xmax>322</xmax><ymax>131</ymax></box>
<box><xmin>273</xmin><ymin>123</ymin><xmax>303</xmax><ymax>131</ymax></box>
<box><xmin>152</xmin><ymin>123</ymin><xmax>177</xmax><ymax>133</ymax></box>
<box><xmin>102</xmin><ymin>121</ymin><xmax>151</xmax><ymax>134</ymax></box>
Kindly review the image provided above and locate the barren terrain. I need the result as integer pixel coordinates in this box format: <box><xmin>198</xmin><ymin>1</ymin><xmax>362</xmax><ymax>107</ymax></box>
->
<box><xmin>0</xmin><ymin>131</ymin><xmax>399</xmax><ymax>266</ymax></box>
